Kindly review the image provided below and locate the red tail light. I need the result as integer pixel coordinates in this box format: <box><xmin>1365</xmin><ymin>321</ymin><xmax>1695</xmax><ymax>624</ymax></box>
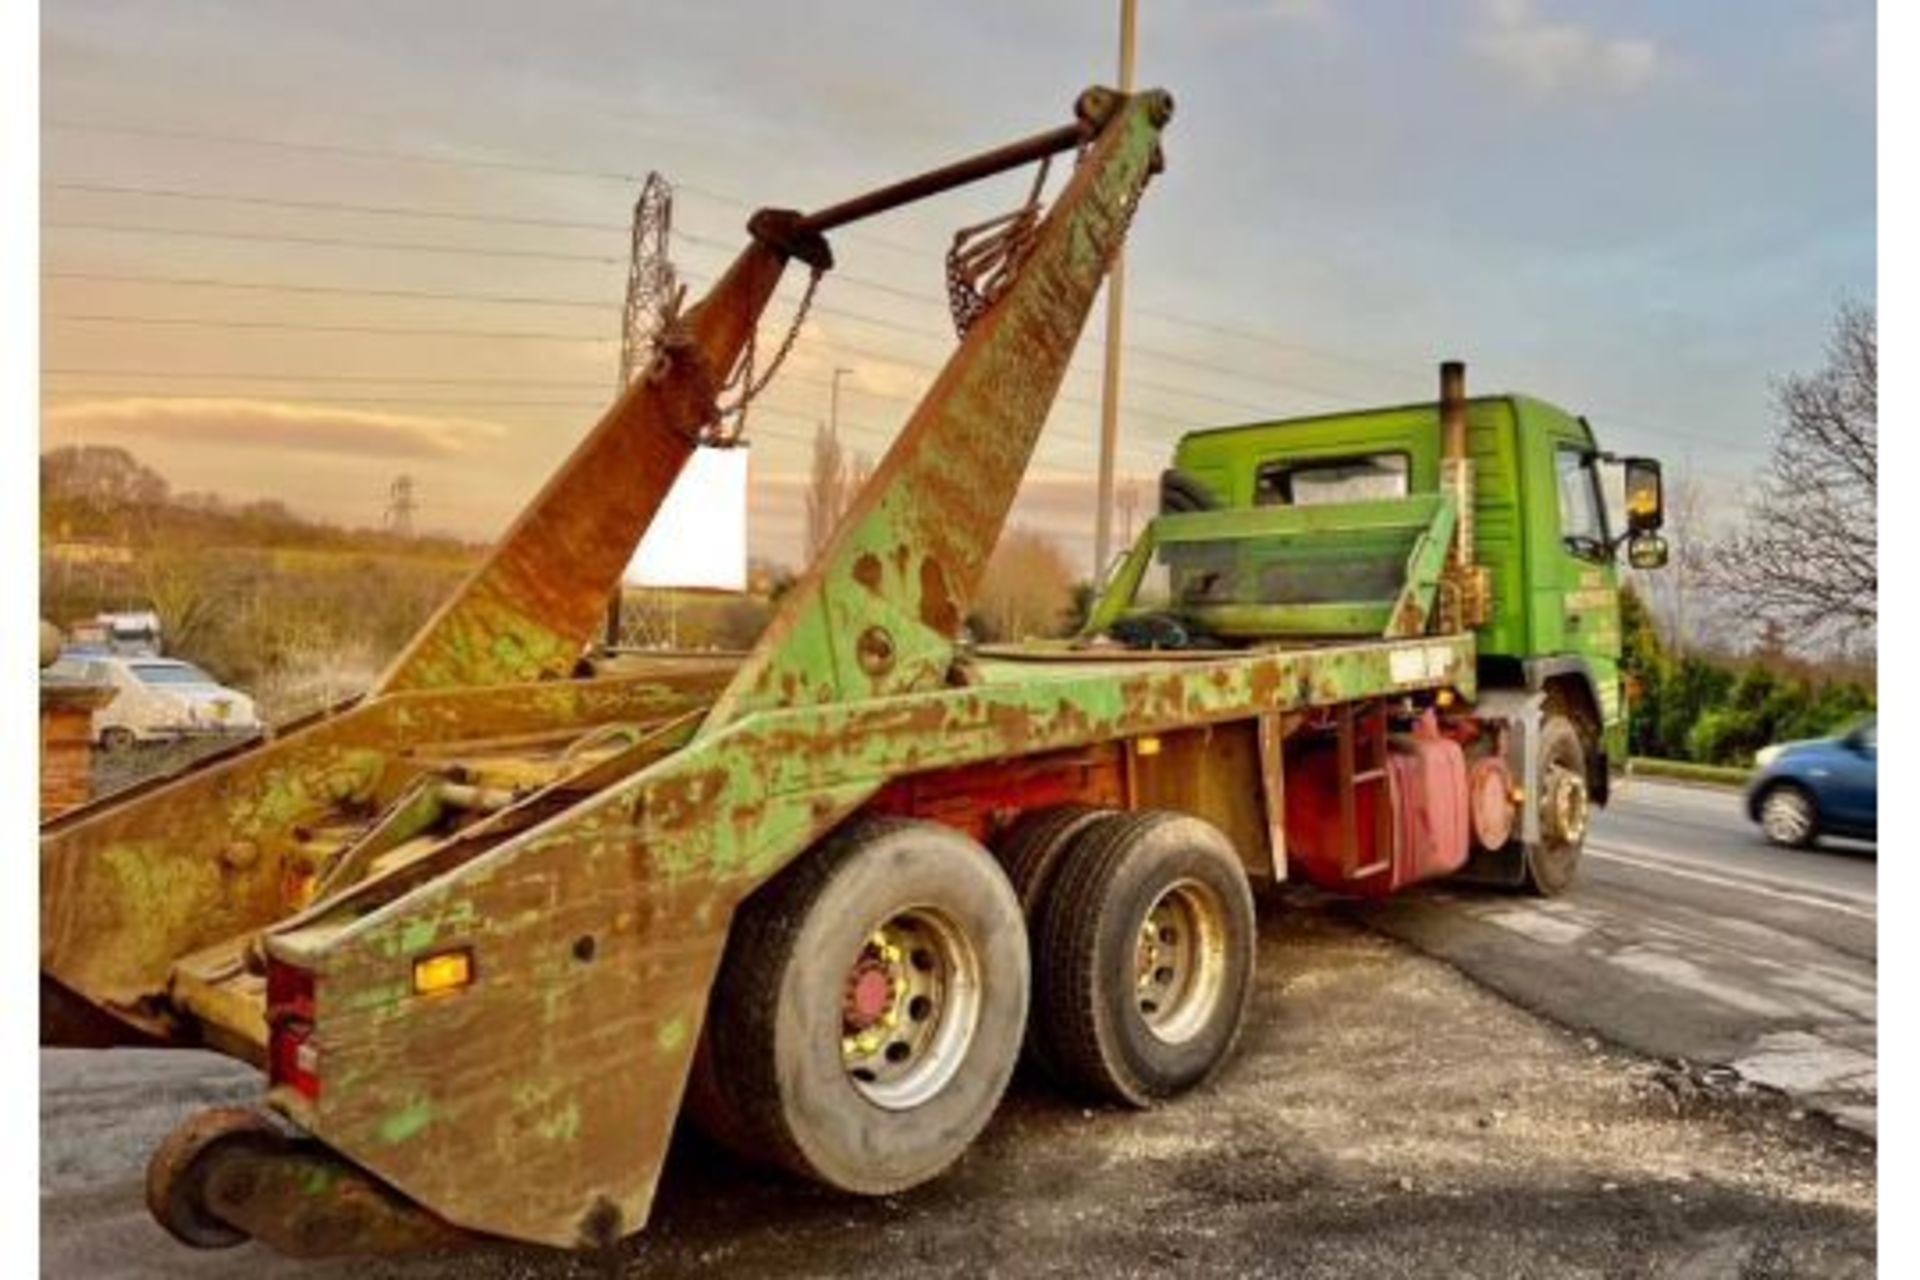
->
<box><xmin>266</xmin><ymin>959</ymin><xmax>320</xmax><ymax>1101</ymax></box>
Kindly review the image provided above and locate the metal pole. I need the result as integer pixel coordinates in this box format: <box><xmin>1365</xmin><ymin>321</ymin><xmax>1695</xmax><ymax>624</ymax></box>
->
<box><xmin>1093</xmin><ymin>0</ymin><xmax>1138</xmax><ymax>579</ymax></box>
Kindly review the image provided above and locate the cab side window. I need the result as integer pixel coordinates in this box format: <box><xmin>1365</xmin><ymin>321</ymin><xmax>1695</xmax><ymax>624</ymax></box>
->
<box><xmin>1255</xmin><ymin>453</ymin><xmax>1409</xmax><ymax>507</ymax></box>
<box><xmin>1555</xmin><ymin>448</ymin><xmax>1609</xmax><ymax>559</ymax></box>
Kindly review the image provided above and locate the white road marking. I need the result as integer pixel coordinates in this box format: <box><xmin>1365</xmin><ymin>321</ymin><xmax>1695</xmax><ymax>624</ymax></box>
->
<box><xmin>1584</xmin><ymin>842</ymin><xmax>1876</xmax><ymax>920</ymax></box>
<box><xmin>1606</xmin><ymin>947</ymin><xmax>1796</xmax><ymax>1017</ymax></box>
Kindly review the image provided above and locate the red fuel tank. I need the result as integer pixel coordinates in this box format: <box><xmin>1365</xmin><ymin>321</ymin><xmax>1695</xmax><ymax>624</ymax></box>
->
<box><xmin>1285</xmin><ymin>714</ymin><xmax>1470</xmax><ymax>896</ymax></box>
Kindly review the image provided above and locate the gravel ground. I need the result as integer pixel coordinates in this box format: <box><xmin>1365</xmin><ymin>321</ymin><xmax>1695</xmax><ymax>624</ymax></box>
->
<box><xmin>41</xmin><ymin>900</ymin><xmax>1876</xmax><ymax>1278</ymax></box>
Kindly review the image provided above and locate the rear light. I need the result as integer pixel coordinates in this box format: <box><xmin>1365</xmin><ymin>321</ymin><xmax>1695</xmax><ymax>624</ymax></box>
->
<box><xmin>266</xmin><ymin>958</ymin><xmax>315</xmax><ymax>1021</ymax></box>
<box><xmin>412</xmin><ymin>947</ymin><xmax>474</xmax><ymax>997</ymax></box>
<box><xmin>266</xmin><ymin>959</ymin><xmax>320</xmax><ymax>1101</ymax></box>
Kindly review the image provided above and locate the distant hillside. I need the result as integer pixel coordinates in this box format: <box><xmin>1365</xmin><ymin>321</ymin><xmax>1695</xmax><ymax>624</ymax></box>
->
<box><xmin>41</xmin><ymin>445</ymin><xmax>483</xmax><ymax>721</ymax></box>
<box><xmin>40</xmin><ymin>444</ymin><xmax>482</xmax><ymax>560</ymax></box>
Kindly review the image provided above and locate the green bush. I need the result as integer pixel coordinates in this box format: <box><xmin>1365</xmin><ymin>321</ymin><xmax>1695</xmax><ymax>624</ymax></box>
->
<box><xmin>1619</xmin><ymin>585</ymin><xmax>1872</xmax><ymax>767</ymax></box>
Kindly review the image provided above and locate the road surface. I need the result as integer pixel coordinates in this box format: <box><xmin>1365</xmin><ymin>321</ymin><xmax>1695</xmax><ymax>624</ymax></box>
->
<box><xmin>40</xmin><ymin>777</ymin><xmax>1877</xmax><ymax>1275</ymax></box>
<box><xmin>1355</xmin><ymin>776</ymin><xmax>1877</xmax><ymax>1135</ymax></box>
<box><xmin>41</xmin><ymin>911</ymin><xmax>1873</xmax><ymax>1277</ymax></box>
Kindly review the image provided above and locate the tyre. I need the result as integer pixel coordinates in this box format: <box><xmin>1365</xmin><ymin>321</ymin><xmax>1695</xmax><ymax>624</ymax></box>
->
<box><xmin>995</xmin><ymin>805</ymin><xmax>1108</xmax><ymax>918</ymax></box>
<box><xmin>1031</xmin><ymin>810</ymin><xmax>1256</xmax><ymax>1107</ymax></box>
<box><xmin>992</xmin><ymin>804</ymin><xmax>1110</xmax><ymax>1078</ymax></box>
<box><xmin>1758</xmin><ymin>783</ymin><xmax>1818</xmax><ymax>848</ymax></box>
<box><xmin>697</xmin><ymin>817</ymin><xmax>1028</xmax><ymax>1195</ymax></box>
<box><xmin>1159</xmin><ymin>468</ymin><xmax>1219</xmax><ymax>514</ymax></box>
<box><xmin>1524</xmin><ymin>708</ymin><xmax>1591</xmax><ymax>897</ymax></box>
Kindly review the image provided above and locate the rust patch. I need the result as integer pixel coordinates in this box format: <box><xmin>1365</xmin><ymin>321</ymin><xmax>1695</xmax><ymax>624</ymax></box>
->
<box><xmin>852</xmin><ymin>552</ymin><xmax>884</xmax><ymax>593</ymax></box>
<box><xmin>918</xmin><ymin>557</ymin><xmax>961</xmax><ymax>636</ymax></box>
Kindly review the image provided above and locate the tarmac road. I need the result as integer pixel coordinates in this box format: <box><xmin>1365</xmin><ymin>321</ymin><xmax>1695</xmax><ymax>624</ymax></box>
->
<box><xmin>1355</xmin><ymin>776</ymin><xmax>1878</xmax><ymax>1136</ymax></box>
<box><xmin>40</xmin><ymin>778</ymin><xmax>1877</xmax><ymax>1276</ymax></box>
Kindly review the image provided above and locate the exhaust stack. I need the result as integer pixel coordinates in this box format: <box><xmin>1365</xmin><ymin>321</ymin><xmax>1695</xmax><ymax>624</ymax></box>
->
<box><xmin>1440</xmin><ymin>359</ymin><xmax>1468</xmax><ymax>467</ymax></box>
<box><xmin>1438</xmin><ymin>360</ymin><xmax>1489</xmax><ymax>630</ymax></box>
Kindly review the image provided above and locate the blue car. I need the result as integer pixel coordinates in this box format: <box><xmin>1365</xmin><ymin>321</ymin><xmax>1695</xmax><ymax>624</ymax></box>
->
<box><xmin>1745</xmin><ymin>716</ymin><xmax>1876</xmax><ymax>848</ymax></box>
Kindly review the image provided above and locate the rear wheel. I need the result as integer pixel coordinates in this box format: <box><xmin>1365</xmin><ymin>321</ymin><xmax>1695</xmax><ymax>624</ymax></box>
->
<box><xmin>993</xmin><ymin>805</ymin><xmax>1109</xmax><ymax>1078</ymax></box>
<box><xmin>1031</xmin><ymin>811</ymin><xmax>1256</xmax><ymax>1107</ymax></box>
<box><xmin>1759</xmin><ymin>784</ymin><xmax>1818</xmax><ymax>848</ymax></box>
<box><xmin>695</xmin><ymin>818</ymin><xmax>1027</xmax><ymax>1195</ymax></box>
<box><xmin>996</xmin><ymin>805</ymin><xmax>1106</xmax><ymax>917</ymax></box>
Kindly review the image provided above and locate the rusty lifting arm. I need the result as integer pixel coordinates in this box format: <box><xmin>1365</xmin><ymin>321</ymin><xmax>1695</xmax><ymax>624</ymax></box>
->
<box><xmin>376</xmin><ymin>94</ymin><xmax>1118</xmax><ymax>696</ymax></box>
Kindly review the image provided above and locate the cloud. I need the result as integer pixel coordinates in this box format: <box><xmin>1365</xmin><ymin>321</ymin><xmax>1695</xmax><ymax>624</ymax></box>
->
<box><xmin>1470</xmin><ymin>0</ymin><xmax>1662</xmax><ymax>97</ymax></box>
<box><xmin>41</xmin><ymin>397</ymin><xmax>507</xmax><ymax>459</ymax></box>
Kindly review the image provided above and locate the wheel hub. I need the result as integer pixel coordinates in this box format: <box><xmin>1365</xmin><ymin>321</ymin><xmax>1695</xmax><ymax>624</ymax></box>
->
<box><xmin>843</xmin><ymin>961</ymin><xmax>896</xmax><ymax>1031</ymax></box>
<box><xmin>840</xmin><ymin>909</ymin><xmax>982</xmax><ymax>1111</ymax></box>
<box><xmin>1541</xmin><ymin>765</ymin><xmax>1589</xmax><ymax>845</ymax></box>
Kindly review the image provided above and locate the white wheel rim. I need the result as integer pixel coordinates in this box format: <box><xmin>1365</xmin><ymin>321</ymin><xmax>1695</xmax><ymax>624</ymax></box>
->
<box><xmin>1134</xmin><ymin>878</ymin><xmax>1230</xmax><ymax>1045</ymax></box>
<box><xmin>1763</xmin><ymin>791</ymin><xmax>1812</xmax><ymax>843</ymax></box>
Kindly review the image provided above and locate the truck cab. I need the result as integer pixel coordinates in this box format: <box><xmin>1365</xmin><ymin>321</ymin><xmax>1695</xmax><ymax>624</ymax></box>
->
<box><xmin>1099</xmin><ymin>391</ymin><xmax>1667</xmax><ymax>789</ymax></box>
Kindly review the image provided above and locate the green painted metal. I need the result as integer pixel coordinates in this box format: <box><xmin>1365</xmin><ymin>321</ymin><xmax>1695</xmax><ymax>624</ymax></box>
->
<box><xmin>1169</xmin><ymin>393</ymin><xmax>1627</xmax><ymax>734</ymax></box>
<box><xmin>703</xmin><ymin>89</ymin><xmax>1168</xmax><ymax>732</ymax></box>
<box><xmin>268</xmin><ymin>629</ymin><xmax>1472</xmax><ymax>1246</ymax></box>
<box><xmin>1149</xmin><ymin>493</ymin><xmax>1444</xmax><ymax>543</ymax></box>
<box><xmin>1082</xmin><ymin>488</ymin><xmax>1458</xmax><ymax>641</ymax></box>
<box><xmin>1385</xmin><ymin>490</ymin><xmax>1457</xmax><ymax>638</ymax></box>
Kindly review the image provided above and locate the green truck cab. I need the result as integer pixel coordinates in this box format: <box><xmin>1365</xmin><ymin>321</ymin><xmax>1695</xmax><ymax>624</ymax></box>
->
<box><xmin>1091</xmin><ymin>389</ymin><xmax>1668</xmax><ymax>800</ymax></box>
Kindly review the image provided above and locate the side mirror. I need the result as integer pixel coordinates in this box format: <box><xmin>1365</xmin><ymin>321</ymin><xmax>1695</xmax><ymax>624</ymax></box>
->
<box><xmin>1623</xmin><ymin>458</ymin><xmax>1664</xmax><ymax>533</ymax></box>
<box><xmin>1626</xmin><ymin>533</ymin><xmax>1669</xmax><ymax>570</ymax></box>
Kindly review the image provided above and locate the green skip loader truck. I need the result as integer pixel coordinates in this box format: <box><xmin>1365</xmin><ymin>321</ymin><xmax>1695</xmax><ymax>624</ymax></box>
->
<box><xmin>40</xmin><ymin>86</ymin><xmax>1668</xmax><ymax>1258</ymax></box>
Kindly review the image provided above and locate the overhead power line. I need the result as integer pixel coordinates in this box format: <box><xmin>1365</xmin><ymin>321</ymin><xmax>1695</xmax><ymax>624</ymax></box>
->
<box><xmin>48</xmin><ymin>182</ymin><xmax>630</xmax><ymax>234</ymax></box>
<box><xmin>45</xmin><ymin>219</ymin><xmax>625</xmax><ymax>263</ymax></box>
<box><xmin>42</xmin><ymin>132</ymin><xmax>1744</xmax><ymax>460</ymax></box>
<box><xmin>40</xmin><ymin>124</ymin><xmax>1437</xmax><ymax>376</ymax></box>
<box><xmin>48</xmin><ymin>312</ymin><xmax>615</xmax><ymax>343</ymax></box>
<box><xmin>44</xmin><ymin>180</ymin><xmax>1403</xmax><ymax>408</ymax></box>
<box><xmin>42</xmin><ymin>117</ymin><xmax>1714</xmax><ymax>427</ymax></box>
<box><xmin>45</xmin><ymin>119</ymin><xmax>646</xmax><ymax>183</ymax></box>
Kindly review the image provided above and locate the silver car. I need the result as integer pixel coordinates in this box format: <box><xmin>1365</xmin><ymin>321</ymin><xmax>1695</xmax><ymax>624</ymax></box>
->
<box><xmin>47</xmin><ymin>653</ymin><xmax>262</xmax><ymax>750</ymax></box>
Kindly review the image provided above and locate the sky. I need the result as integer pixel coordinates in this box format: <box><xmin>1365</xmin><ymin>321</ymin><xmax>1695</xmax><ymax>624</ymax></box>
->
<box><xmin>39</xmin><ymin>0</ymin><xmax>1876</xmax><ymax>574</ymax></box>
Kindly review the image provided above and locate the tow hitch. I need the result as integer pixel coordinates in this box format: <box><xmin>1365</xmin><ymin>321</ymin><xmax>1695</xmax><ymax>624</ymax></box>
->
<box><xmin>146</xmin><ymin>1108</ymin><xmax>468</xmax><ymax>1257</ymax></box>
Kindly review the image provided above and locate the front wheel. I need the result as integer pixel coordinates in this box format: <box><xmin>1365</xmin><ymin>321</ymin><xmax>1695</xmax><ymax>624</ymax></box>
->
<box><xmin>1758</xmin><ymin>784</ymin><xmax>1818</xmax><ymax>848</ymax></box>
<box><xmin>1524</xmin><ymin>710</ymin><xmax>1591</xmax><ymax>897</ymax></box>
<box><xmin>693</xmin><ymin>818</ymin><xmax>1028</xmax><ymax>1196</ymax></box>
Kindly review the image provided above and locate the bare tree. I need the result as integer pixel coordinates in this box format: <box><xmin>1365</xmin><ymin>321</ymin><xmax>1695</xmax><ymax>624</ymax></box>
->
<box><xmin>1634</xmin><ymin>467</ymin><xmax>1714</xmax><ymax>655</ymax></box>
<box><xmin>803</xmin><ymin>422</ymin><xmax>873</xmax><ymax>561</ymax></box>
<box><xmin>1710</xmin><ymin>301</ymin><xmax>1875</xmax><ymax>646</ymax></box>
<box><xmin>973</xmin><ymin>526</ymin><xmax>1076</xmax><ymax>641</ymax></box>
<box><xmin>804</xmin><ymin>423</ymin><xmax>847</xmax><ymax>561</ymax></box>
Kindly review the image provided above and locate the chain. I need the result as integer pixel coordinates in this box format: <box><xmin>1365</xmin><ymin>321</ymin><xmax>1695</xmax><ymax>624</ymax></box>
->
<box><xmin>945</xmin><ymin>157</ymin><xmax>1052</xmax><ymax>338</ymax></box>
<box><xmin>707</xmin><ymin>264</ymin><xmax>825</xmax><ymax>444</ymax></box>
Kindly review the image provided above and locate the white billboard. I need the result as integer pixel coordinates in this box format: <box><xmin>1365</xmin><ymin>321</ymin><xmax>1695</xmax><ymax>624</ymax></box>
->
<box><xmin>623</xmin><ymin>445</ymin><xmax>749</xmax><ymax>591</ymax></box>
